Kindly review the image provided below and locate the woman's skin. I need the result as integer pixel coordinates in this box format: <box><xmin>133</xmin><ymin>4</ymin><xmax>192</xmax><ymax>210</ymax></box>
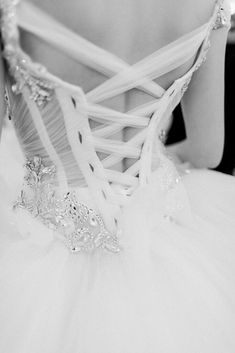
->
<box><xmin>0</xmin><ymin>0</ymin><xmax>229</xmax><ymax>168</ymax></box>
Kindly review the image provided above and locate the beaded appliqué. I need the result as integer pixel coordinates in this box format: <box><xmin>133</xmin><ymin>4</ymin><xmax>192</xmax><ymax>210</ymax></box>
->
<box><xmin>0</xmin><ymin>0</ymin><xmax>55</xmax><ymax>106</ymax></box>
<box><xmin>180</xmin><ymin>74</ymin><xmax>193</xmax><ymax>96</ymax></box>
<box><xmin>213</xmin><ymin>1</ymin><xmax>230</xmax><ymax>30</ymax></box>
<box><xmin>152</xmin><ymin>144</ymin><xmax>184</xmax><ymax>223</ymax></box>
<box><xmin>13</xmin><ymin>157</ymin><xmax>121</xmax><ymax>253</ymax></box>
<box><xmin>195</xmin><ymin>39</ymin><xmax>212</xmax><ymax>71</ymax></box>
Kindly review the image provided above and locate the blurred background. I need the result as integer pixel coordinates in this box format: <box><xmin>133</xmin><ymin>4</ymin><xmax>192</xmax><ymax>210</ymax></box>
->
<box><xmin>167</xmin><ymin>0</ymin><xmax>235</xmax><ymax>175</ymax></box>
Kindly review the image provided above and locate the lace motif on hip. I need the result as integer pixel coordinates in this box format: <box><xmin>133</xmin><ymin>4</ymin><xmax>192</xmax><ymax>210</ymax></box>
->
<box><xmin>13</xmin><ymin>156</ymin><xmax>121</xmax><ymax>254</ymax></box>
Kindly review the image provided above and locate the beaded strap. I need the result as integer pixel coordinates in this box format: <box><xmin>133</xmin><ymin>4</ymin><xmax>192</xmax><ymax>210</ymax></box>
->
<box><xmin>0</xmin><ymin>0</ymin><xmax>55</xmax><ymax>106</ymax></box>
<box><xmin>184</xmin><ymin>0</ymin><xmax>231</xmax><ymax>87</ymax></box>
<box><xmin>213</xmin><ymin>0</ymin><xmax>231</xmax><ymax>30</ymax></box>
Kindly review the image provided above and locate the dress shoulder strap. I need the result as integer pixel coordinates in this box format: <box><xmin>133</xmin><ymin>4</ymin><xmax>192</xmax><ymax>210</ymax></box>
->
<box><xmin>213</xmin><ymin>0</ymin><xmax>231</xmax><ymax>30</ymax></box>
<box><xmin>0</xmin><ymin>0</ymin><xmax>57</xmax><ymax>106</ymax></box>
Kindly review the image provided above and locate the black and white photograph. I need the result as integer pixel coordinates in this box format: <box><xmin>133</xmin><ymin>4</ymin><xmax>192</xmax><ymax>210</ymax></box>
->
<box><xmin>0</xmin><ymin>0</ymin><xmax>235</xmax><ymax>352</ymax></box>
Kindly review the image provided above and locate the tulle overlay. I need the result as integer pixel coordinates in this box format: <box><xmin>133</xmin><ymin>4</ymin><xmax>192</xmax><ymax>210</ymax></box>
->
<box><xmin>0</xmin><ymin>127</ymin><xmax>235</xmax><ymax>353</ymax></box>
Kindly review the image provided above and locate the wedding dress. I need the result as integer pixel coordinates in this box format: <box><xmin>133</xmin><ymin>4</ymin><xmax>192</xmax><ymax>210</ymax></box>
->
<box><xmin>0</xmin><ymin>0</ymin><xmax>235</xmax><ymax>352</ymax></box>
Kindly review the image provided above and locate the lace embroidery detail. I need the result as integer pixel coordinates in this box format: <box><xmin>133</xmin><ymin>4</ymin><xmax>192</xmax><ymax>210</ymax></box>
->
<box><xmin>157</xmin><ymin>154</ymin><xmax>182</xmax><ymax>192</ymax></box>
<box><xmin>0</xmin><ymin>0</ymin><xmax>55</xmax><ymax>106</ymax></box>
<box><xmin>180</xmin><ymin>74</ymin><xmax>193</xmax><ymax>95</ymax></box>
<box><xmin>158</xmin><ymin>129</ymin><xmax>168</xmax><ymax>144</ymax></box>
<box><xmin>213</xmin><ymin>0</ymin><xmax>231</xmax><ymax>30</ymax></box>
<box><xmin>194</xmin><ymin>40</ymin><xmax>211</xmax><ymax>72</ymax></box>
<box><xmin>151</xmin><ymin>141</ymin><xmax>185</xmax><ymax>223</ymax></box>
<box><xmin>13</xmin><ymin>157</ymin><xmax>121</xmax><ymax>254</ymax></box>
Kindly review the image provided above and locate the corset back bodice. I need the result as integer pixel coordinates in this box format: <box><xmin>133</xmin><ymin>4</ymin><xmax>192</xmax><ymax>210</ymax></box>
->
<box><xmin>0</xmin><ymin>0</ymin><xmax>231</xmax><ymax>251</ymax></box>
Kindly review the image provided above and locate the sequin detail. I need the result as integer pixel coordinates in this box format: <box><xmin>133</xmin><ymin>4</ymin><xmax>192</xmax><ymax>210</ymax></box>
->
<box><xmin>194</xmin><ymin>41</ymin><xmax>211</xmax><ymax>72</ymax></box>
<box><xmin>0</xmin><ymin>0</ymin><xmax>55</xmax><ymax>106</ymax></box>
<box><xmin>158</xmin><ymin>129</ymin><xmax>167</xmax><ymax>144</ymax></box>
<box><xmin>181</xmin><ymin>74</ymin><xmax>193</xmax><ymax>96</ymax></box>
<box><xmin>213</xmin><ymin>2</ymin><xmax>230</xmax><ymax>30</ymax></box>
<box><xmin>4</xmin><ymin>87</ymin><xmax>13</xmax><ymax>120</ymax></box>
<box><xmin>13</xmin><ymin>157</ymin><xmax>121</xmax><ymax>253</ymax></box>
<box><xmin>158</xmin><ymin>154</ymin><xmax>182</xmax><ymax>192</ymax></box>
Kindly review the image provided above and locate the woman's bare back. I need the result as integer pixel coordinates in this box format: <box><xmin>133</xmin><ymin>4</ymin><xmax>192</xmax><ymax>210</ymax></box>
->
<box><xmin>19</xmin><ymin>0</ymin><xmax>220</xmax><ymax>170</ymax></box>
<box><xmin>21</xmin><ymin>0</ymin><xmax>215</xmax><ymax>105</ymax></box>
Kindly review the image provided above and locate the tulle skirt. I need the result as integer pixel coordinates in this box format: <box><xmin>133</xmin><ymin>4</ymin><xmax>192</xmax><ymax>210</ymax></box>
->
<box><xmin>0</xmin><ymin>126</ymin><xmax>235</xmax><ymax>353</ymax></box>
